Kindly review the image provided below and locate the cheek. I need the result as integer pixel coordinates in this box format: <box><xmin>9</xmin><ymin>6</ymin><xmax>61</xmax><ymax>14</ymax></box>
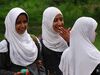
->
<box><xmin>53</xmin><ymin>23</ymin><xmax>58</xmax><ymax>32</ymax></box>
<box><xmin>25</xmin><ymin>24</ymin><xmax>28</xmax><ymax>29</ymax></box>
<box><xmin>61</xmin><ymin>21</ymin><xmax>64</xmax><ymax>26</ymax></box>
<box><xmin>15</xmin><ymin>25</ymin><xmax>20</xmax><ymax>31</ymax></box>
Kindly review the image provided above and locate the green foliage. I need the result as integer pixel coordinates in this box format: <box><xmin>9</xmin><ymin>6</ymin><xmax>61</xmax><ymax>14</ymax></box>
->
<box><xmin>0</xmin><ymin>0</ymin><xmax>100</xmax><ymax>49</ymax></box>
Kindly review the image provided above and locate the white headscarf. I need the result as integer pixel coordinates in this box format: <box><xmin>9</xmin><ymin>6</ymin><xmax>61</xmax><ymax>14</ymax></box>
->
<box><xmin>42</xmin><ymin>7</ymin><xmax>68</xmax><ymax>52</ymax></box>
<box><xmin>0</xmin><ymin>7</ymin><xmax>38</xmax><ymax>66</ymax></box>
<box><xmin>59</xmin><ymin>17</ymin><xmax>100</xmax><ymax>75</ymax></box>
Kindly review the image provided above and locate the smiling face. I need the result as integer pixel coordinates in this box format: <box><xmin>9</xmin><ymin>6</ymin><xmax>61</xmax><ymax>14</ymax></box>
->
<box><xmin>15</xmin><ymin>13</ymin><xmax>28</xmax><ymax>34</ymax></box>
<box><xmin>53</xmin><ymin>14</ymin><xmax>64</xmax><ymax>32</ymax></box>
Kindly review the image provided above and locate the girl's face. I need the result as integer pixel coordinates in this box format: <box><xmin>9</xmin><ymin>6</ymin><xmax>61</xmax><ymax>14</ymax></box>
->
<box><xmin>53</xmin><ymin>14</ymin><xmax>64</xmax><ymax>32</ymax></box>
<box><xmin>16</xmin><ymin>13</ymin><xmax>28</xmax><ymax>34</ymax></box>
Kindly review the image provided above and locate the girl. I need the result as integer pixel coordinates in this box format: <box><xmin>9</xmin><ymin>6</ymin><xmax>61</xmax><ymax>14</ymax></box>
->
<box><xmin>0</xmin><ymin>7</ymin><xmax>38</xmax><ymax>75</ymax></box>
<box><xmin>59</xmin><ymin>17</ymin><xmax>100</xmax><ymax>75</ymax></box>
<box><xmin>41</xmin><ymin>7</ymin><xmax>70</xmax><ymax>75</ymax></box>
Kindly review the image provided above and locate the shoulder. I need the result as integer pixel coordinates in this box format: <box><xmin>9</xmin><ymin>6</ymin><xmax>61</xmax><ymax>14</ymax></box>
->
<box><xmin>30</xmin><ymin>34</ymin><xmax>39</xmax><ymax>43</ymax></box>
<box><xmin>30</xmin><ymin>34</ymin><xmax>42</xmax><ymax>50</ymax></box>
<box><xmin>62</xmin><ymin>47</ymin><xmax>70</xmax><ymax>58</ymax></box>
<box><xmin>0</xmin><ymin>40</ymin><xmax>7</xmax><ymax>46</ymax></box>
<box><xmin>0</xmin><ymin>40</ymin><xmax>8</xmax><ymax>53</ymax></box>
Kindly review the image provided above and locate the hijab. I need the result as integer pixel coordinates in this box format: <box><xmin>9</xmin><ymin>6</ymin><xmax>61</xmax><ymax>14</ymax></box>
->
<box><xmin>59</xmin><ymin>17</ymin><xmax>100</xmax><ymax>75</ymax></box>
<box><xmin>42</xmin><ymin>7</ymin><xmax>68</xmax><ymax>52</ymax></box>
<box><xmin>0</xmin><ymin>7</ymin><xmax>38</xmax><ymax>66</ymax></box>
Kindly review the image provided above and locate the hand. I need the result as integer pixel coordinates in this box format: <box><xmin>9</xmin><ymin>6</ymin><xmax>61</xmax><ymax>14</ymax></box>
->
<box><xmin>58</xmin><ymin>27</ymin><xmax>71</xmax><ymax>42</ymax></box>
<box><xmin>36</xmin><ymin>60</ymin><xmax>44</xmax><ymax>69</ymax></box>
<box><xmin>14</xmin><ymin>72</ymin><xmax>22</xmax><ymax>75</ymax></box>
<box><xmin>26</xmin><ymin>69</ymin><xmax>30</xmax><ymax>75</ymax></box>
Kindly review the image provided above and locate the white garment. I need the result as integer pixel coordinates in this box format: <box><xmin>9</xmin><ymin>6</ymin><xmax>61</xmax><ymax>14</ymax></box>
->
<box><xmin>0</xmin><ymin>7</ymin><xmax>38</xmax><ymax>66</ymax></box>
<box><xmin>59</xmin><ymin>47</ymin><xmax>73</xmax><ymax>75</ymax></box>
<box><xmin>59</xmin><ymin>17</ymin><xmax>100</xmax><ymax>75</ymax></box>
<box><xmin>0</xmin><ymin>40</ymin><xmax>8</xmax><ymax>52</ymax></box>
<box><xmin>42</xmin><ymin>7</ymin><xmax>68</xmax><ymax>52</ymax></box>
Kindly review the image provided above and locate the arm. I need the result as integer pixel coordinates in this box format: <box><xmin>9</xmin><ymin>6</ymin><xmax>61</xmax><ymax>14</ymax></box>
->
<box><xmin>58</xmin><ymin>27</ymin><xmax>70</xmax><ymax>42</ymax></box>
<box><xmin>0</xmin><ymin>54</ymin><xmax>23</xmax><ymax>75</ymax></box>
<box><xmin>0</xmin><ymin>40</ymin><xmax>15</xmax><ymax>75</ymax></box>
<box><xmin>0</xmin><ymin>53</ymin><xmax>16</xmax><ymax>75</ymax></box>
<box><xmin>53</xmin><ymin>24</ymin><xmax>70</xmax><ymax>43</ymax></box>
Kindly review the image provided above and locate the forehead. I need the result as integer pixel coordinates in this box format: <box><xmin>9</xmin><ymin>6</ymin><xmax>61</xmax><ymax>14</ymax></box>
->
<box><xmin>16</xmin><ymin>13</ymin><xmax>28</xmax><ymax>21</ymax></box>
<box><xmin>18</xmin><ymin>14</ymin><xmax>26</xmax><ymax>18</ymax></box>
<box><xmin>55</xmin><ymin>14</ymin><xmax>63</xmax><ymax>19</ymax></box>
<box><xmin>18</xmin><ymin>13</ymin><xmax>27</xmax><ymax>18</ymax></box>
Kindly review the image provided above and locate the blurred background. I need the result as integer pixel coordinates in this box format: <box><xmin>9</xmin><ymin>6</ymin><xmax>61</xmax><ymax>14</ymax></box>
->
<box><xmin>0</xmin><ymin>0</ymin><xmax>100</xmax><ymax>49</ymax></box>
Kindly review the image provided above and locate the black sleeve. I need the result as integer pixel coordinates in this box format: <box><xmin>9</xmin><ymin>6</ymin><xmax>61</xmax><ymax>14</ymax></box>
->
<box><xmin>91</xmin><ymin>63</ymin><xmax>100</xmax><ymax>75</ymax></box>
<box><xmin>0</xmin><ymin>53</ymin><xmax>15</xmax><ymax>75</ymax></box>
<box><xmin>0</xmin><ymin>70</ymin><xmax>15</xmax><ymax>75</ymax></box>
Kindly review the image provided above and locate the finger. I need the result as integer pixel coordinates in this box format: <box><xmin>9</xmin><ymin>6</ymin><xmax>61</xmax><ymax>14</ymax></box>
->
<box><xmin>68</xmin><ymin>27</ymin><xmax>71</xmax><ymax>31</ymax></box>
<box><xmin>17</xmin><ymin>72</ymin><xmax>22</xmax><ymax>75</ymax></box>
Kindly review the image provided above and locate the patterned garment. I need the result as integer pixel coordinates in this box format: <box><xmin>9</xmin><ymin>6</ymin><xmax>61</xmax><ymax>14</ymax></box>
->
<box><xmin>91</xmin><ymin>64</ymin><xmax>100</xmax><ymax>75</ymax></box>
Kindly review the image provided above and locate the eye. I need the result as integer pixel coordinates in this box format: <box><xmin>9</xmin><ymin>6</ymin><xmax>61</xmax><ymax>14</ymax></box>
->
<box><xmin>54</xmin><ymin>18</ymin><xmax>58</xmax><ymax>22</ymax></box>
<box><xmin>16</xmin><ymin>21</ymin><xmax>21</xmax><ymax>25</ymax></box>
<box><xmin>60</xmin><ymin>18</ymin><xmax>63</xmax><ymax>21</ymax></box>
<box><xmin>23</xmin><ymin>20</ymin><xmax>28</xmax><ymax>24</ymax></box>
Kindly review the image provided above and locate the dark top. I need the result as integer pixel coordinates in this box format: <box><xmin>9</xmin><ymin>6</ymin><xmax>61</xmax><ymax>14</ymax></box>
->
<box><xmin>91</xmin><ymin>63</ymin><xmax>100</xmax><ymax>75</ymax></box>
<box><xmin>41</xmin><ymin>40</ymin><xmax>63</xmax><ymax>75</ymax></box>
<box><xmin>0</xmin><ymin>52</ymin><xmax>26</xmax><ymax>75</ymax></box>
<box><xmin>0</xmin><ymin>37</ymin><xmax>45</xmax><ymax>75</ymax></box>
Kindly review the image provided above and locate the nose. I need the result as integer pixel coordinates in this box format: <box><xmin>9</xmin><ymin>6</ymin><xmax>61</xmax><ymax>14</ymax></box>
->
<box><xmin>58</xmin><ymin>20</ymin><xmax>62</xmax><ymax>26</ymax></box>
<box><xmin>21</xmin><ymin>22</ymin><xmax>25</xmax><ymax>28</ymax></box>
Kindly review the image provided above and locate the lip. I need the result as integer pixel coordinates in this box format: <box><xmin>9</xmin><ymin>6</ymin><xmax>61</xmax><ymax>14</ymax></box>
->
<box><xmin>18</xmin><ymin>30</ymin><xmax>26</xmax><ymax>34</ymax></box>
<box><xmin>19</xmin><ymin>27</ymin><xmax>26</xmax><ymax>31</ymax></box>
<box><xmin>18</xmin><ymin>28</ymin><xmax>26</xmax><ymax>32</ymax></box>
<box><xmin>20</xmin><ymin>29</ymin><xmax>26</xmax><ymax>32</ymax></box>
